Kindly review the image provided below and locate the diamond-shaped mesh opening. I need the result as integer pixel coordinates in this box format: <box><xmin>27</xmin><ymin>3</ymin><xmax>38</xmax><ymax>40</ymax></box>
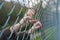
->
<box><xmin>0</xmin><ymin>0</ymin><xmax>57</xmax><ymax>40</ymax></box>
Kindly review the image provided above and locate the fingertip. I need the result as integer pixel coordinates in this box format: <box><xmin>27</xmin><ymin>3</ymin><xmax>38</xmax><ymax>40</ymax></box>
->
<box><xmin>29</xmin><ymin>20</ymin><xmax>37</xmax><ymax>23</ymax></box>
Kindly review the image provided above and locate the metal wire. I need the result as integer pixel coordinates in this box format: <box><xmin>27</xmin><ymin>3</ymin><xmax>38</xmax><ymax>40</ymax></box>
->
<box><xmin>0</xmin><ymin>2</ymin><xmax>16</xmax><ymax>38</ymax></box>
<box><xmin>7</xmin><ymin>7</ymin><xmax>23</xmax><ymax>40</ymax></box>
<box><xmin>0</xmin><ymin>0</ymin><xmax>57</xmax><ymax>40</ymax></box>
<box><xmin>0</xmin><ymin>2</ymin><xmax>4</xmax><ymax>9</ymax></box>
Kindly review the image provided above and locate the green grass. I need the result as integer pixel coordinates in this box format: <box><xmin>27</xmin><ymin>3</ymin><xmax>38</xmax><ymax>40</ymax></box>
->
<box><xmin>32</xmin><ymin>26</ymin><xmax>56</xmax><ymax>40</ymax></box>
<box><xmin>33</xmin><ymin>36</ymin><xmax>42</xmax><ymax>40</ymax></box>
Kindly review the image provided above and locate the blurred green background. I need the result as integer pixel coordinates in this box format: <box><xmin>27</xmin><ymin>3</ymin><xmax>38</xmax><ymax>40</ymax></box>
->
<box><xmin>0</xmin><ymin>1</ymin><xmax>57</xmax><ymax>40</ymax></box>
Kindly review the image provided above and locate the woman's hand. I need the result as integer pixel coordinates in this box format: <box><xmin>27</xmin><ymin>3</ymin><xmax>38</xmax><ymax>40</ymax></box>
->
<box><xmin>32</xmin><ymin>21</ymin><xmax>42</xmax><ymax>30</ymax></box>
<box><xmin>19</xmin><ymin>9</ymin><xmax>35</xmax><ymax>24</ymax></box>
<box><xmin>28</xmin><ymin>21</ymin><xmax>42</xmax><ymax>34</ymax></box>
<box><xmin>24</xmin><ymin>9</ymin><xmax>35</xmax><ymax>17</ymax></box>
<box><xmin>10</xmin><ymin>9</ymin><xmax>35</xmax><ymax>32</ymax></box>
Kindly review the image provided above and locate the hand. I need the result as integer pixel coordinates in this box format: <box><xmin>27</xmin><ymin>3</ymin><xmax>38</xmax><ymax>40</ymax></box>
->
<box><xmin>19</xmin><ymin>9</ymin><xmax>35</xmax><ymax>24</ymax></box>
<box><xmin>31</xmin><ymin>21</ymin><xmax>42</xmax><ymax>30</ymax></box>
<box><xmin>10</xmin><ymin>9</ymin><xmax>35</xmax><ymax>32</ymax></box>
<box><xmin>28</xmin><ymin>21</ymin><xmax>42</xmax><ymax>34</ymax></box>
<box><xmin>24</xmin><ymin>9</ymin><xmax>35</xmax><ymax>17</ymax></box>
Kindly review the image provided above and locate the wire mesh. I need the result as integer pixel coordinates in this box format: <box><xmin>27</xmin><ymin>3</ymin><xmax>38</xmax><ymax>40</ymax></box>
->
<box><xmin>0</xmin><ymin>0</ymin><xmax>57</xmax><ymax>40</ymax></box>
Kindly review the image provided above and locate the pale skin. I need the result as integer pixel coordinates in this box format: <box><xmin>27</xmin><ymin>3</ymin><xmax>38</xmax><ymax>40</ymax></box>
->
<box><xmin>10</xmin><ymin>9</ymin><xmax>42</xmax><ymax>34</ymax></box>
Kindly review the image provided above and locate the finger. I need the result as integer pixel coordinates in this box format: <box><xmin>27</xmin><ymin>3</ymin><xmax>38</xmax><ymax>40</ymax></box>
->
<box><xmin>29</xmin><ymin>20</ymin><xmax>37</xmax><ymax>23</ymax></box>
<box><xmin>34</xmin><ymin>26</ymin><xmax>41</xmax><ymax>30</ymax></box>
<box><xmin>34</xmin><ymin>21</ymin><xmax>42</xmax><ymax>27</ymax></box>
<box><xmin>24</xmin><ymin>16</ymin><xmax>32</xmax><ymax>20</ymax></box>
<box><xmin>26</xmin><ymin>9</ymin><xmax>35</xmax><ymax>16</ymax></box>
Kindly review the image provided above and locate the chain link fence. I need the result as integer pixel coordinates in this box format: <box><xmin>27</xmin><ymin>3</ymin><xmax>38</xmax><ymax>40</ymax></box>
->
<box><xmin>0</xmin><ymin>0</ymin><xmax>58</xmax><ymax>40</ymax></box>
